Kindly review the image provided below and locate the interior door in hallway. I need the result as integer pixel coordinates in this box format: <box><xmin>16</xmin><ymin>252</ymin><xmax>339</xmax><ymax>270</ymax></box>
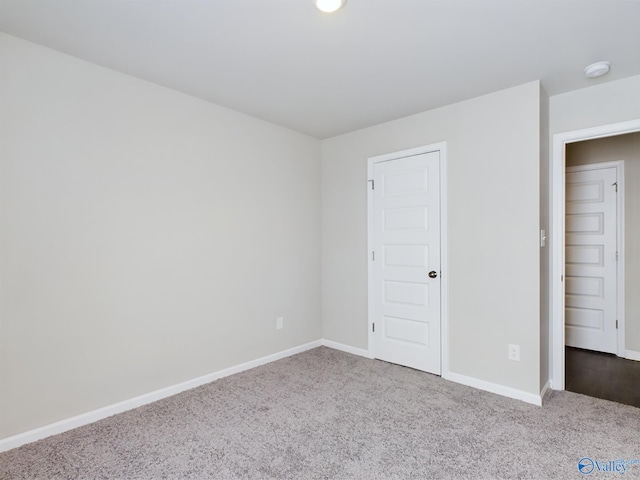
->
<box><xmin>565</xmin><ymin>164</ymin><xmax>618</xmax><ymax>354</ymax></box>
<box><xmin>372</xmin><ymin>151</ymin><xmax>441</xmax><ymax>374</ymax></box>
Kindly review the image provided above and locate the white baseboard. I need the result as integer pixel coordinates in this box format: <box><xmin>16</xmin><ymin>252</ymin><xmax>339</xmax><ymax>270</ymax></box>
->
<box><xmin>540</xmin><ymin>380</ymin><xmax>552</xmax><ymax>403</ymax></box>
<box><xmin>321</xmin><ymin>339</ymin><xmax>371</xmax><ymax>358</ymax></box>
<box><xmin>1</xmin><ymin>340</ymin><xmax>551</xmax><ymax>452</ymax></box>
<box><xmin>0</xmin><ymin>340</ymin><xmax>322</xmax><ymax>453</ymax></box>
<box><xmin>321</xmin><ymin>341</ymin><xmax>545</xmax><ymax>406</ymax></box>
<box><xmin>444</xmin><ymin>371</ymin><xmax>543</xmax><ymax>406</ymax></box>
<box><xmin>625</xmin><ymin>349</ymin><xmax>640</xmax><ymax>362</ymax></box>
<box><xmin>548</xmin><ymin>379</ymin><xmax>562</xmax><ymax>391</ymax></box>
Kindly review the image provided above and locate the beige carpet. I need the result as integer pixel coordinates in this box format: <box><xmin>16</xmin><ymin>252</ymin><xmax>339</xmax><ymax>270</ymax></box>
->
<box><xmin>1</xmin><ymin>347</ymin><xmax>639</xmax><ymax>479</ymax></box>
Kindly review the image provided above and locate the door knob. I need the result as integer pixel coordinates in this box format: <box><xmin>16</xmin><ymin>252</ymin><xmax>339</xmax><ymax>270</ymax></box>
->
<box><xmin>428</xmin><ymin>271</ymin><xmax>438</xmax><ymax>279</ymax></box>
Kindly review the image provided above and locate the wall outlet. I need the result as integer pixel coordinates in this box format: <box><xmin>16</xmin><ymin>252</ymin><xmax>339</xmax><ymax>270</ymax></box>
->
<box><xmin>508</xmin><ymin>344</ymin><xmax>520</xmax><ymax>361</ymax></box>
<box><xmin>276</xmin><ymin>317</ymin><xmax>284</xmax><ymax>330</ymax></box>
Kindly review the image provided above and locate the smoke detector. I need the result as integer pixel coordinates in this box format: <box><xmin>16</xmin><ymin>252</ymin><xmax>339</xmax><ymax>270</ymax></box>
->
<box><xmin>584</xmin><ymin>61</ymin><xmax>610</xmax><ymax>78</ymax></box>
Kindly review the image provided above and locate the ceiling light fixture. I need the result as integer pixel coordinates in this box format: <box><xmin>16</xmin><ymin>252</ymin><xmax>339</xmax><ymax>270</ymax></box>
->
<box><xmin>314</xmin><ymin>0</ymin><xmax>347</xmax><ymax>13</ymax></box>
<box><xmin>584</xmin><ymin>61</ymin><xmax>610</xmax><ymax>78</ymax></box>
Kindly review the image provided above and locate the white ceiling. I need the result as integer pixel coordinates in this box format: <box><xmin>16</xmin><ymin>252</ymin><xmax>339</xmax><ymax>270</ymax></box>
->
<box><xmin>1</xmin><ymin>0</ymin><xmax>639</xmax><ymax>139</ymax></box>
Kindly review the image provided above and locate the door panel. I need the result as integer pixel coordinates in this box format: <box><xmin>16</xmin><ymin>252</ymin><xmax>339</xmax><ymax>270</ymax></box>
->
<box><xmin>565</xmin><ymin>166</ymin><xmax>617</xmax><ymax>354</ymax></box>
<box><xmin>372</xmin><ymin>152</ymin><xmax>441</xmax><ymax>374</ymax></box>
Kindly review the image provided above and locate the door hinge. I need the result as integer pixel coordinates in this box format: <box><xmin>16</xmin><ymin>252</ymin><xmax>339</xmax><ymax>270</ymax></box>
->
<box><xmin>616</xmin><ymin>320</ymin><xmax>618</xmax><ymax>329</ymax></box>
<box><xmin>372</xmin><ymin>323</ymin><xmax>375</xmax><ymax>333</ymax></box>
<box><xmin>612</xmin><ymin>181</ymin><xmax>618</xmax><ymax>192</ymax></box>
<box><xmin>372</xmin><ymin>251</ymin><xmax>375</xmax><ymax>261</ymax></box>
<box><xmin>368</xmin><ymin>179</ymin><xmax>374</xmax><ymax>190</ymax></box>
<box><xmin>616</xmin><ymin>251</ymin><xmax>618</xmax><ymax>261</ymax></box>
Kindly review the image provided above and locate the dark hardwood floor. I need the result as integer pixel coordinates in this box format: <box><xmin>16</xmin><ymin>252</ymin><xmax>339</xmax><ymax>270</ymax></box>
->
<box><xmin>565</xmin><ymin>346</ymin><xmax>640</xmax><ymax>408</ymax></box>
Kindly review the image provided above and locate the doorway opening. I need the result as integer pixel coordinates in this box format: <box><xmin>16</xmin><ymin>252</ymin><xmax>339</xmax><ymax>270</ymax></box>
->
<box><xmin>551</xmin><ymin>120</ymin><xmax>640</xmax><ymax>394</ymax></box>
<box><xmin>563</xmin><ymin>135</ymin><xmax>640</xmax><ymax>408</ymax></box>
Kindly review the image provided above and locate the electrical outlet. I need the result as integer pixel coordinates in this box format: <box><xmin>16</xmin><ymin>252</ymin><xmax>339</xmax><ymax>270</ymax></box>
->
<box><xmin>276</xmin><ymin>317</ymin><xmax>284</xmax><ymax>330</ymax></box>
<box><xmin>508</xmin><ymin>344</ymin><xmax>520</xmax><ymax>361</ymax></box>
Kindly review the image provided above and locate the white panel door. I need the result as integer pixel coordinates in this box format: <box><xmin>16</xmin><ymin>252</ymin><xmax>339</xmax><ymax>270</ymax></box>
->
<box><xmin>565</xmin><ymin>166</ymin><xmax>618</xmax><ymax>354</ymax></box>
<box><xmin>372</xmin><ymin>152</ymin><xmax>441</xmax><ymax>374</ymax></box>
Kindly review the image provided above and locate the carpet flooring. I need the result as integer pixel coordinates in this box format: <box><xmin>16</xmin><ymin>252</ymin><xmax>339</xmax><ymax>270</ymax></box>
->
<box><xmin>1</xmin><ymin>347</ymin><xmax>639</xmax><ymax>479</ymax></box>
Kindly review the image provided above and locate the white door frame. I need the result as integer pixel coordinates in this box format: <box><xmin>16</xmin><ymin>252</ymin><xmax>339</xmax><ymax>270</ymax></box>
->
<box><xmin>550</xmin><ymin>119</ymin><xmax>640</xmax><ymax>390</ymax></box>
<box><xmin>367</xmin><ymin>142</ymin><xmax>449</xmax><ymax>376</ymax></box>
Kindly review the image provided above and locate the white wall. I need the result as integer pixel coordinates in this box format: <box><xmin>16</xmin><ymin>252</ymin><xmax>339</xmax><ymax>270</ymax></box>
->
<box><xmin>550</xmin><ymin>75</ymin><xmax>640</xmax><ymax>136</ymax></box>
<box><xmin>0</xmin><ymin>34</ymin><xmax>322</xmax><ymax>439</ymax></box>
<box><xmin>566</xmin><ymin>133</ymin><xmax>640</xmax><ymax>353</ymax></box>
<box><xmin>321</xmin><ymin>82</ymin><xmax>541</xmax><ymax>396</ymax></box>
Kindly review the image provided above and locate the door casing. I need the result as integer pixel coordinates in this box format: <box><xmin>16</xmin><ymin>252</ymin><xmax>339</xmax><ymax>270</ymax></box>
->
<box><xmin>367</xmin><ymin>142</ymin><xmax>449</xmax><ymax>376</ymax></box>
<box><xmin>551</xmin><ymin>119</ymin><xmax>640</xmax><ymax>390</ymax></box>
